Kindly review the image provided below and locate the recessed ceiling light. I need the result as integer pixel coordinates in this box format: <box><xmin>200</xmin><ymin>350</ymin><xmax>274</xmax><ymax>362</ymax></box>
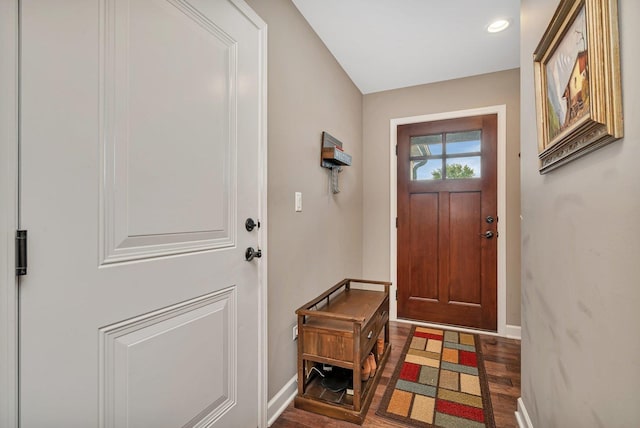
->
<box><xmin>487</xmin><ymin>19</ymin><xmax>510</xmax><ymax>33</ymax></box>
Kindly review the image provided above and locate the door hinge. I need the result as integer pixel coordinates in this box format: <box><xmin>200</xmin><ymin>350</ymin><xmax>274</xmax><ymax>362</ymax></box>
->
<box><xmin>395</xmin><ymin>217</ymin><xmax>398</xmax><ymax>228</ymax></box>
<box><xmin>395</xmin><ymin>289</ymin><xmax>398</xmax><ymax>300</ymax></box>
<box><xmin>16</xmin><ymin>230</ymin><xmax>27</xmax><ymax>276</ymax></box>
<box><xmin>395</xmin><ymin>145</ymin><xmax>398</xmax><ymax>156</ymax></box>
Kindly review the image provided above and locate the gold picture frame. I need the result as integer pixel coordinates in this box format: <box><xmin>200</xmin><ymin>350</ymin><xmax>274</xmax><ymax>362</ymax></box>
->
<box><xmin>534</xmin><ymin>0</ymin><xmax>623</xmax><ymax>173</ymax></box>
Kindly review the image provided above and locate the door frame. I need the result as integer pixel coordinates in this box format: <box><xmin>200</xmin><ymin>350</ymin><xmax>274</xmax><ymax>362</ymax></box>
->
<box><xmin>0</xmin><ymin>0</ymin><xmax>20</xmax><ymax>426</ymax></box>
<box><xmin>0</xmin><ymin>1</ymin><xmax>269</xmax><ymax>426</ymax></box>
<box><xmin>389</xmin><ymin>105</ymin><xmax>507</xmax><ymax>336</ymax></box>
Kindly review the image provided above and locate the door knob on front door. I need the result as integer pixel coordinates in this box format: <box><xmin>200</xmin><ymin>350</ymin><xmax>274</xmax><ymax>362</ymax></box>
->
<box><xmin>245</xmin><ymin>247</ymin><xmax>262</xmax><ymax>261</ymax></box>
<box><xmin>480</xmin><ymin>231</ymin><xmax>494</xmax><ymax>239</ymax></box>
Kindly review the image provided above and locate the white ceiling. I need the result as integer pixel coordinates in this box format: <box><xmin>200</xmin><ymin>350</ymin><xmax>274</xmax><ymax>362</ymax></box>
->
<box><xmin>292</xmin><ymin>0</ymin><xmax>520</xmax><ymax>94</ymax></box>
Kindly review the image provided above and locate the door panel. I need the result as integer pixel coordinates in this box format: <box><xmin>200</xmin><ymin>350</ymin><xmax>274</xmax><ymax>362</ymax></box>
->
<box><xmin>19</xmin><ymin>1</ymin><xmax>264</xmax><ymax>427</ymax></box>
<box><xmin>449</xmin><ymin>192</ymin><xmax>481</xmax><ymax>304</ymax></box>
<box><xmin>113</xmin><ymin>0</ymin><xmax>235</xmax><ymax>238</ymax></box>
<box><xmin>100</xmin><ymin>289</ymin><xmax>235</xmax><ymax>428</ymax></box>
<box><xmin>398</xmin><ymin>115</ymin><xmax>497</xmax><ymax>330</ymax></box>
<box><xmin>103</xmin><ymin>0</ymin><xmax>240</xmax><ymax>264</ymax></box>
<box><xmin>408</xmin><ymin>193</ymin><xmax>438</xmax><ymax>300</ymax></box>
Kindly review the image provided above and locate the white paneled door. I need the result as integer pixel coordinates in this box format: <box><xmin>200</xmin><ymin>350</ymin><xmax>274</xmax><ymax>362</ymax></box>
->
<box><xmin>19</xmin><ymin>1</ymin><xmax>266</xmax><ymax>427</ymax></box>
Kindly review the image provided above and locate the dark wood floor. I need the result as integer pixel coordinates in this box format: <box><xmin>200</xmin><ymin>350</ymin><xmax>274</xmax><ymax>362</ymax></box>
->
<box><xmin>271</xmin><ymin>321</ymin><xmax>520</xmax><ymax>428</ymax></box>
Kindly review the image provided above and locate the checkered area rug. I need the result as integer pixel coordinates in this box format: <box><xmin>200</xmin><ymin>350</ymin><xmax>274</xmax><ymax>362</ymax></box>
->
<box><xmin>376</xmin><ymin>325</ymin><xmax>495</xmax><ymax>427</ymax></box>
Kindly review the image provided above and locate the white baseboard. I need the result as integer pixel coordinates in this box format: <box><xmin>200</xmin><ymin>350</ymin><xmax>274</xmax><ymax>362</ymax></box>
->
<box><xmin>506</xmin><ymin>324</ymin><xmax>522</xmax><ymax>340</ymax></box>
<box><xmin>515</xmin><ymin>397</ymin><xmax>534</xmax><ymax>428</ymax></box>
<box><xmin>267</xmin><ymin>374</ymin><xmax>297</xmax><ymax>427</ymax></box>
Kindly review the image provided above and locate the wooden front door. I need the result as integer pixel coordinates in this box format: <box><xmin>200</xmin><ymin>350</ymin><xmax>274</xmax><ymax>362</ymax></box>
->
<box><xmin>397</xmin><ymin>114</ymin><xmax>498</xmax><ymax>330</ymax></box>
<box><xmin>19</xmin><ymin>1</ymin><xmax>266</xmax><ymax>427</ymax></box>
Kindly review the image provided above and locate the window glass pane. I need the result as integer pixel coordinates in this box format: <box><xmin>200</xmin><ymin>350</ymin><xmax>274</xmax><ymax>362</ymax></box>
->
<box><xmin>411</xmin><ymin>134</ymin><xmax>442</xmax><ymax>157</ymax></box>
<box><xmin>446</xmin><ymin>130</ymin><xmax>481</xmax><ymax>154</ymax></box>
<box><xmin>410</xmin><ymin>158</ymin><xmax>442</xmax><ymax>180</ymax></box>
<box><xmin>445</xmin><ymin>156</ymin><xmax>481</xmax><ymax>179</ymax></box>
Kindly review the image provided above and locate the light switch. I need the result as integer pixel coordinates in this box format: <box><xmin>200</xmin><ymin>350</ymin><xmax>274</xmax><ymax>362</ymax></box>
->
<box><xmin>295</xmin><ymin>192</ymin><xmax>302</xmax><ymax>212</ymax></box>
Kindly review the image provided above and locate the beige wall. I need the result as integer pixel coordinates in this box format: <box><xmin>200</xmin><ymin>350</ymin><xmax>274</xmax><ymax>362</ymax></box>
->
<box><xmin>245</xmin><ymin>0</ymin><xmax>363</xmax><ymax>400</ymax></box>
<box><xmin>362</xmin><ymin>69</ymin><xmax>522</xmax><ymax>326</ymax></box>
<box><xmin>520</xmin><ymin>0</ymin><xmax>640</xmax><ymax>425</ymax></box>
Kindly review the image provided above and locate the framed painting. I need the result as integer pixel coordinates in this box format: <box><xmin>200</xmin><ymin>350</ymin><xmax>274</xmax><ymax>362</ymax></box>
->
<box><xmin>534</xmin><ymin>0</ymin><xmax>623</xmax><ymax>173</ymax></box>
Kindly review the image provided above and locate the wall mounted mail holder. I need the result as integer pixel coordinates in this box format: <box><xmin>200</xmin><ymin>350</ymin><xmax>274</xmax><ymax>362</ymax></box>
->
<box><xmin>320</xmin><ymin>132</ymin><xmax>351</xmax><ymax>194</ymax></box>
<box><xmin>320</xmin><ymin>132</ymin><xmax>352</xmax><ymax>168</ymax></box>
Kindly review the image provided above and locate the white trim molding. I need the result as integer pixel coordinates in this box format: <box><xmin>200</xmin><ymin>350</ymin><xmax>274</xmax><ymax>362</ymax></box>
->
<box><xmin>0</xmin><ymin>0</ymin><xmax>20</xmax><ymax>426</ymax></box>
<box><xmin>257</xmin><ymin>19</ymin><xmax>269</xmax><ymax>428</ymax></box>
<box><xmin>389</xmin><ymin>105</ymin><xmax>508</xmax><ymax>336</ymax></box>
<box><xmin>267</xmin><ymin>375</ymin><xmax>297</xmax><ymax>427</ymax></box>
<box><xmin>516</xmin><ymin>397</ymin><xmax>534</xmax><ymax>428</ymax></box>
<box><xmin>506</xmin><ymin>324</ymin><xmax>522</xmax><ymax>340</ymax></box>
<box><xmin>230</xmin><ymin>1</ymin><xmax>269</xmax><ymax>426</ymax></box>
